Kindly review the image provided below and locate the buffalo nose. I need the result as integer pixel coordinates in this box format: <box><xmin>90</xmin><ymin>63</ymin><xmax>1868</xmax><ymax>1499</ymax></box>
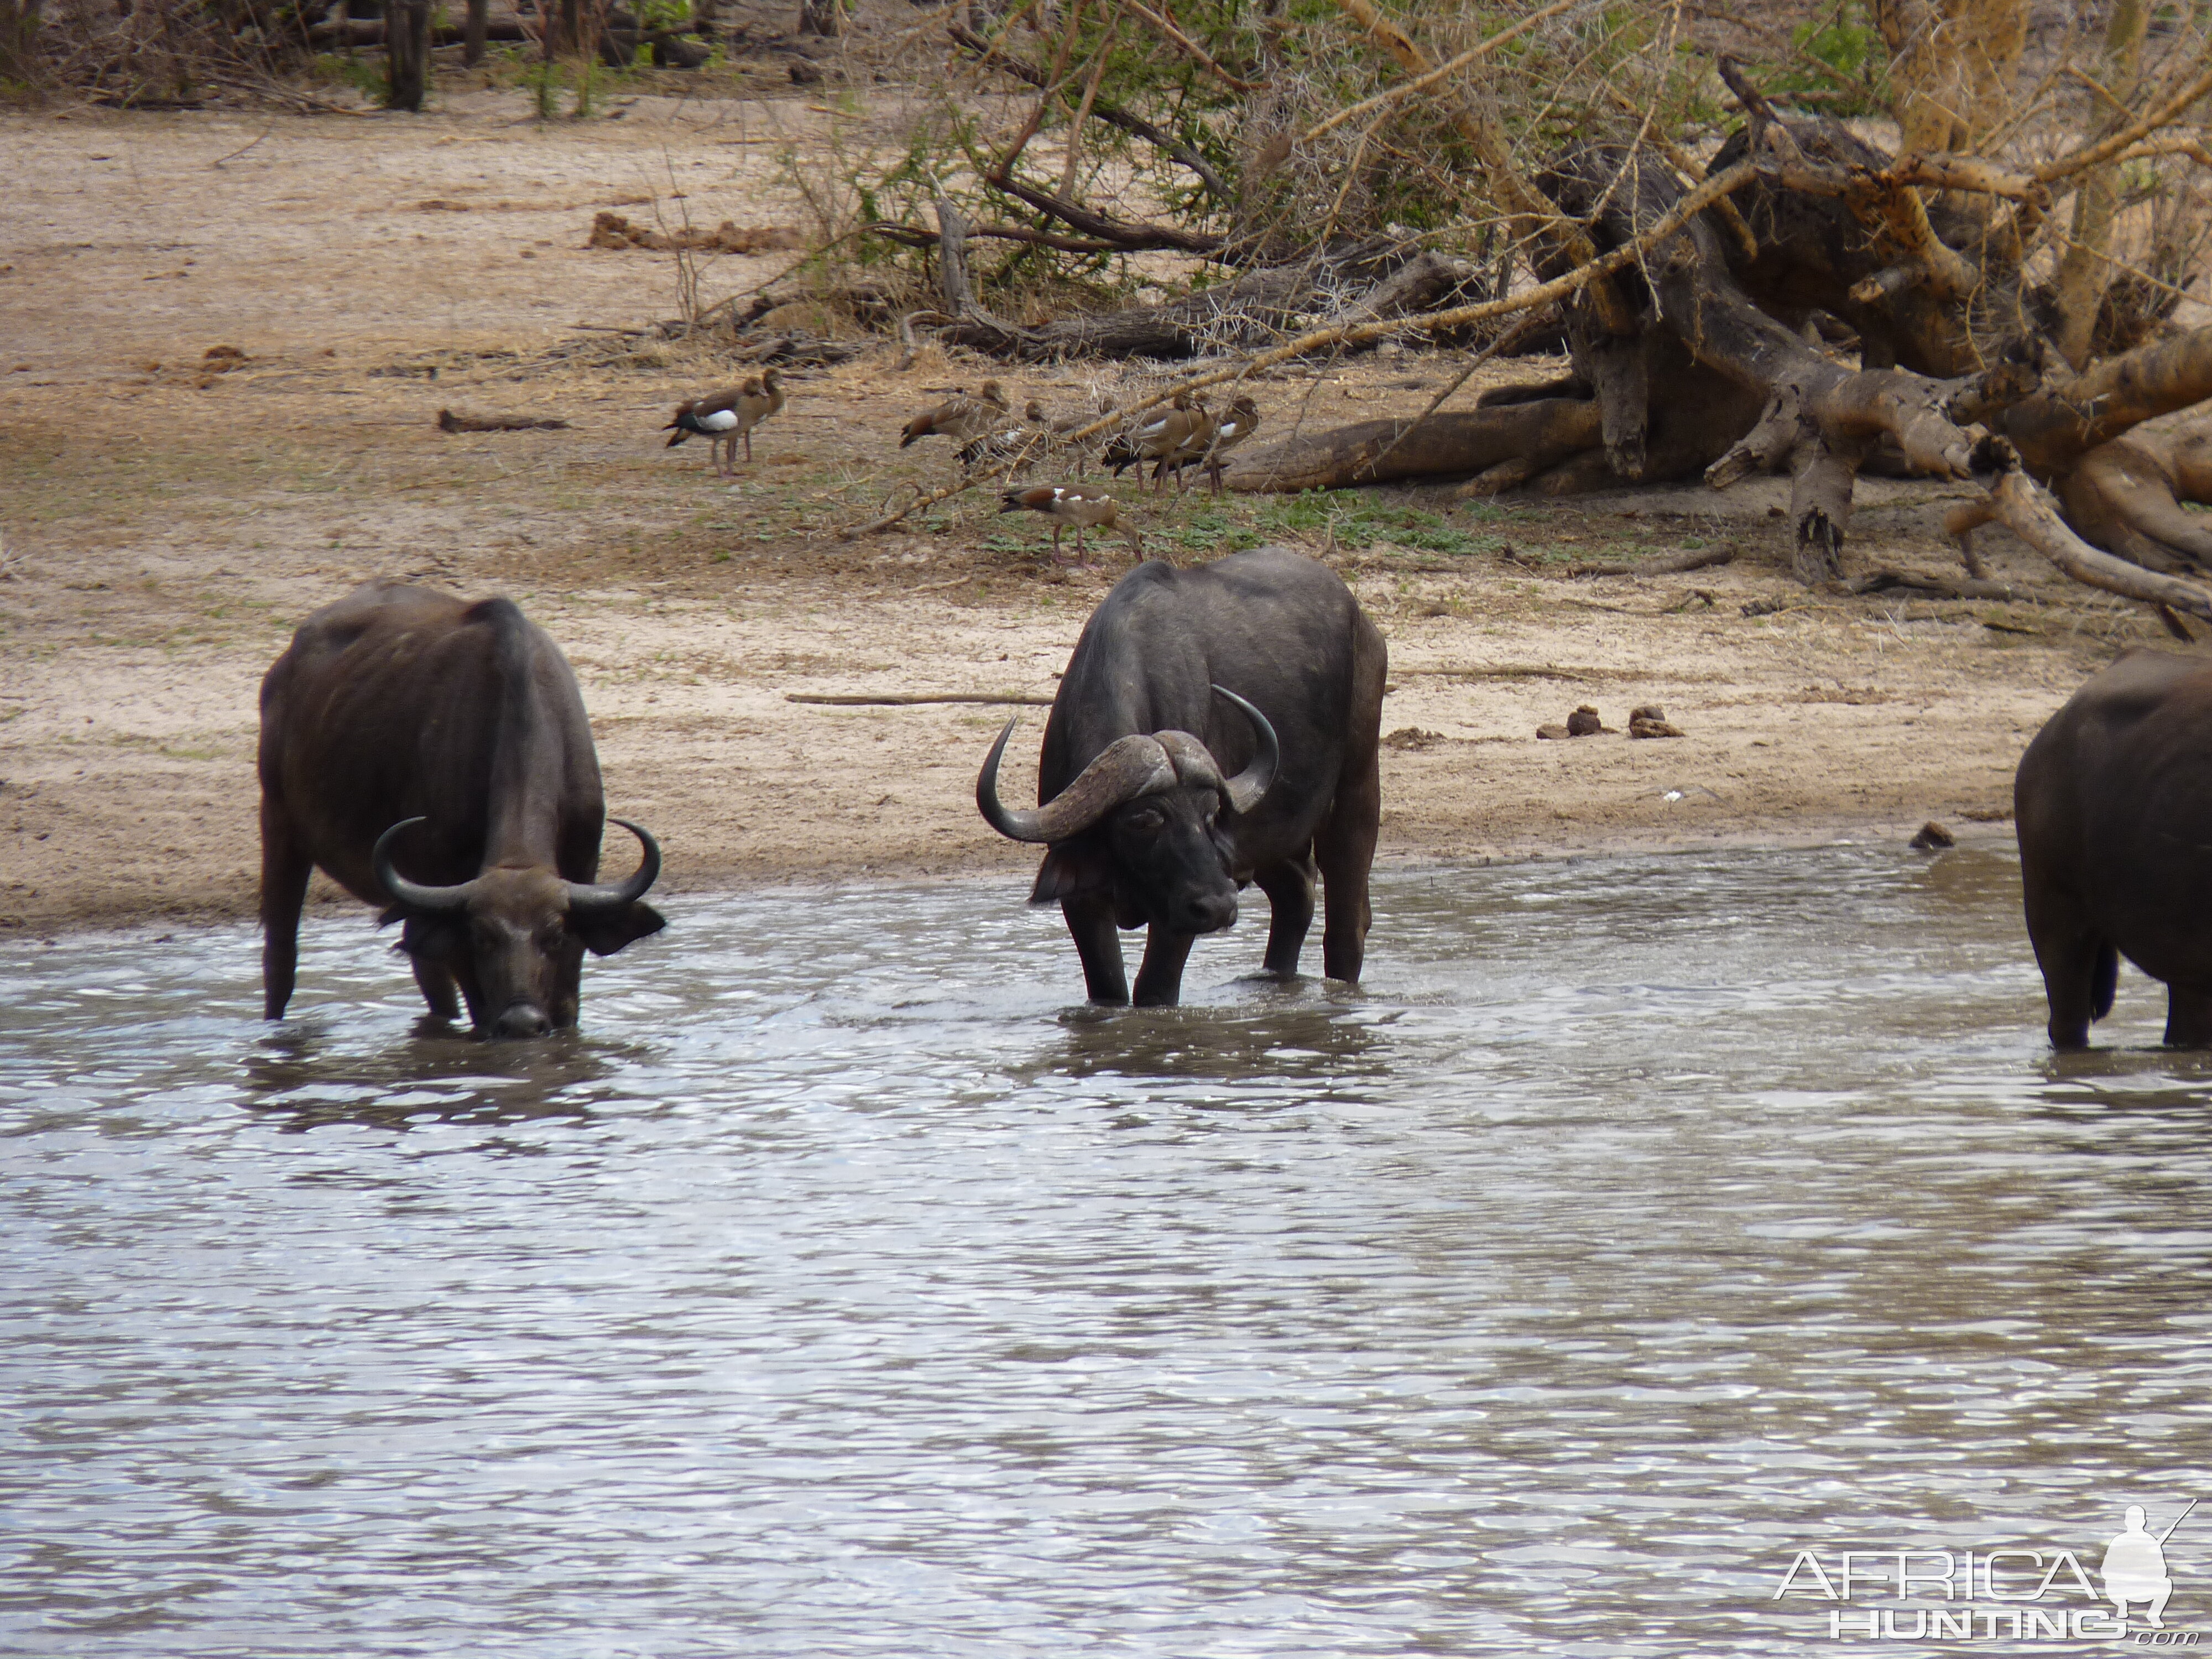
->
<box><xmin>1183</xmin><ymin>895</ymin><xmax>1237</xmax><ymax>933</ymax></box>
<box><xmin>493</xmin><ymin>1004</ymin><xmax>551</xmax><ymax>1039</ymax></box>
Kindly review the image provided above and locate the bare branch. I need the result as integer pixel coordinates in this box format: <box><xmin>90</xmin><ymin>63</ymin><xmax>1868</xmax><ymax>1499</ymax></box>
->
<box><xmin>950</xmin><ymin>21</ymin><xmax>1233</xmax><ymax>204</ymax></box>
<box><xmin>1302</xmin><ymin>0</ymin><xmax>1583</xmax><ymax>145</ymax></box>
<box><xmin>2037</xmin><ymin>52</ymin><xmax>2212</xmax><ymax>185</ymax></box>
<box><xmin>1120</xmin><ymin>0</ymin><xmax>1258</xmax><ymax>93</ymax></box>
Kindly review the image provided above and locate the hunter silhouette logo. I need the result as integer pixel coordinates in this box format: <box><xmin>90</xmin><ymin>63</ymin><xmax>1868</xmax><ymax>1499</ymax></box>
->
<box><xmin>1774</xmin><ymin>1499</ymin><xmax>2201</xmax><ymax>1642</ymax></box>
<box><xmin>2104</xmin><ymin>1502</ymin><xmax>2195</xmax><ymax>1630</ymax></box>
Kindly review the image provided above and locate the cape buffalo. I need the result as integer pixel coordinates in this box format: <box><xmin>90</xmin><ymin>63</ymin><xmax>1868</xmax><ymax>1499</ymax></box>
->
<box><xmin>259</xmin><ymin>583</ymin><xmax>664</xmax><ymax>1036</ymax></box>
<box><xmin>2016</xmin><ymin>647</ymin><xmax>2212</xmax><ymax>1047</ymax></box>
<box><xmin>977</xmin><ymin>546</ymin><xmax>1386</xmax><ymax>1006</ymax></box>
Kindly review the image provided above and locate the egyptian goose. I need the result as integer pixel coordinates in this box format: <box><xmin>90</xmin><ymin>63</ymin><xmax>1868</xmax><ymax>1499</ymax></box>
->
<box><xmin>999</xmin><ymin>484</ymin><xmax>1144</xmax><ymax>565</ymax></box>
<box><xmin>899</xmin><ymin>379</ymin><xmax>1010</xmax><ymax>448</ymax></box>
<box><xmin>1100</xmin><ymin>390</ymin><xmax>1208</xmax><ymax>494</ymax></box>
<box><xmin>664</xmin><ymin>368</ymin><xmax>785</xmax><ymax>472</ymax></box>
<box><xmin>1194</xmin><ymin>395</ymin><xmax>1260</xmax><ymax>496</ymax></box>
<box><xmin>958</xmin><ymin>402</ymin><xmax>1049</xmax><ymax>474</ymax></box>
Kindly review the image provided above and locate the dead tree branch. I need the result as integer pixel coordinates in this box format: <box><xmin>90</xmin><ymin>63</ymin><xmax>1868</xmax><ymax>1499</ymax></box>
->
<box><xmin>950</xmin><ymin>21</ymin><xmax>1233</xmax><ymax>204</ymax></box>
<box><xmin>1302</xmin><ymin>0</ymin><xmax>1583</xmax><ymax>144</ymax></box>
<box><xmin>1977</xmin><ymin>439</ymin><xmax>2212</xmax><ymax>618</ymax></box>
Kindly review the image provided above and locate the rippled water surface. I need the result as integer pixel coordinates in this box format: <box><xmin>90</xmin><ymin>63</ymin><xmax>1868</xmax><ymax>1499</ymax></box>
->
<box><xmin>8</xmin><ymin>847</ymin><xmax>2212</xmax><ymax>1657</ymax></box>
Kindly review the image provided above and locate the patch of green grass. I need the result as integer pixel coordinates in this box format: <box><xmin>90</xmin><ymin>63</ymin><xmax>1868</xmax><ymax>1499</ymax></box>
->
<box><xmin>1255</xmin><ymin>493</ymin><xmax>1503</xmax><ymax>557</ymax></box>
<box><xmin>312</xmin><ymin>52</ymin><xmax>388</xmax><ymax>102</ymax></box>
<box><xmin>1151</xmin><ymin>506</ymin><xmax>1264</xmax><ymax>557</ymax></box>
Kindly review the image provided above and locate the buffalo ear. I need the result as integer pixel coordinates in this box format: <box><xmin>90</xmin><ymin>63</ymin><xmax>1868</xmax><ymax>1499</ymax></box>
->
<box><xmin>573</xmin><ymin>901</ymin><xmax>667</xmax><ymax>957</ymax></box>
<box><xmin>399</xmin><ymin>912</ymin><xmax>466</xmax><ymax>961</ymax></box>
<box><xmin>1030</xmin><ymin>843</ymin><xmax>1110</xmax><ymax>905</ymax></box>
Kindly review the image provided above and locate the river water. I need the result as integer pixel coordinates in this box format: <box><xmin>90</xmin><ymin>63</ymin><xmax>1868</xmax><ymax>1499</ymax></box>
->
<box><xmin>6</xmin><ymin>846</ymin><xmax>2212</xmax><ymax>1657</ymax></box>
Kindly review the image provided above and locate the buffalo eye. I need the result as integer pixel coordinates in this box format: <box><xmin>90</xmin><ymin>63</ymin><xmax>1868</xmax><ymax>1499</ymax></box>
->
<box><xmin>1125</xmin><ymin>805</ymin><xmax>1164</xmax><ymax>831</ymax></box>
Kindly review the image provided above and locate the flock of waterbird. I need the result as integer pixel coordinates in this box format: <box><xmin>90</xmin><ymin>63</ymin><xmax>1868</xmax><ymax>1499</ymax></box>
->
<box><xmin>663</xmin><ymin>372</ymin><xmax>1263</xmax><ymax>565</ymax></box>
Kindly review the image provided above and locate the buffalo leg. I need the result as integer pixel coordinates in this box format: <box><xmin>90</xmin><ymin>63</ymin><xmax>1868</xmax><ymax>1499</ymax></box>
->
<box><xmin>1253</xmin><ymin>853</ymin><xmax>1318</xmax><ymax>978</ymax></box>
<box><xmin>2167</xmin><ymin>986</ymin><xmax>2212</xmax><ymax>1047</ymax></box>
<box><xmin>410</xmin><ymin>955</ymin><xmax>462</xmax><ymax>1022</ymax></box>
<box><xmin>259</xmin><ymin>798</ymin><xmax>312</xmax><ymax>1020</ymax></box>
<box><xmin>1314</xmin><ymin>742</ymin><xmax>1381</xmax><ymax>989</ymax></box>
<box><xmin>1132</xmin><ymin>928</ymin><xmax>1197</xmax><ymax>1008</ymax></box>
<box><xmin>1062</xmin><ymin>894</ymin><xmax>1129</xmax><ymax>1005</ymax></box>
<box><xmin>2024</xmin><ymin>893</ymin><xmax>2115</xmax><ymax>1049</ymax></box>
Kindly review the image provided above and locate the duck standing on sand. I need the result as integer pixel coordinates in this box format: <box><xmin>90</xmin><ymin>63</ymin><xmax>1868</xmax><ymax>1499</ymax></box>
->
<box><xmin>999</xmin><ymin>484</ymin><xmax>1145</xmax><ymax>566</ymax></box>
<box><xmin>664</xmin><ymin>368</ymin><xmax>785</xmax><ymax>473</ymax></box>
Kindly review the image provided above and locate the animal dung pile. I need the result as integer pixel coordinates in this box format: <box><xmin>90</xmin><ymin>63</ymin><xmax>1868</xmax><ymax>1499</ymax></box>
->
<box><xmin>1538</xmin><ymin>705</ymin><xmax>1687</xmax><ymax>740</ymax></box>
<box><xmin>1383</xmin><ymin>727</ymin><xmax>1445</xmax><ymax>750</ymax></box>
<box><xmin>190</xmin><ymin>343</ymin><xmax>249</xmax><ymax>389</ymax></box>
<box><xmin>1909</xmin><ymin>820</ymin><xmax>1957</xmax><ymax>851</ymax></box>
<box><xmin>586</xmin><ymin>213</ymin><xmax>807</xmax><ymax>255</ymax></box>
<box><xmin>1537</xmin><ymin>705</ymin><xmax>1611</xmax><ymax>740</ymax></box>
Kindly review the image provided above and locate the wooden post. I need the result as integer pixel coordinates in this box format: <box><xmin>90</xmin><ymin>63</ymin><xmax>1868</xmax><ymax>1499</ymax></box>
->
<box><xmin>463</xmin><ymin>0</ymin><xmax>488</xmax><ymax>65</ymax></box>
<box><xmin>385</xmin><ymin>0</ymin><xmax>429</xmax><ymax>108</ymax></box>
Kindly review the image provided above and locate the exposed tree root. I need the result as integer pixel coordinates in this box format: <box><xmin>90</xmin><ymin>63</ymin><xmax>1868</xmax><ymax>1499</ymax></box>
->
<box><xmin>1975</xmin><ymin>439</ymin><xmax>2212</xmax><ymax>619</ymax></box>
<box><xmin>2053</xmin><ymin>427</ymin><xmax>2212</xmax><ymax>575</ymax></box>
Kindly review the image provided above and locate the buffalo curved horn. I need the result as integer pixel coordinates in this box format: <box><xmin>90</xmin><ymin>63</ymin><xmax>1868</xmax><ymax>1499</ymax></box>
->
<box><xmin>1211</xmin><ymin>685</ymin><xmax>1278</xmax><ymax>815</ymax></box>
<box><xmin>373</xmin><ymin>817</ymin><xmax>477</xmax><ymax>914</ymax></box>
<box><xmin>564</xmin><ymin>817</ymin><xmax>662</xmax><ymax>914</ymax></box>
<box><xmin>976</xmin><ymin>719</ymin><xmax>1176</xmax><ymax>844</ymax></box>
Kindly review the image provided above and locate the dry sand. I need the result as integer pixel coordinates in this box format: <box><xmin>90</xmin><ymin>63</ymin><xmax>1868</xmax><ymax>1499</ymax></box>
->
<box><xmin>0</xmin><ymin>96</ymin><xmax>2162</xmax><ymax>938</ymax></box>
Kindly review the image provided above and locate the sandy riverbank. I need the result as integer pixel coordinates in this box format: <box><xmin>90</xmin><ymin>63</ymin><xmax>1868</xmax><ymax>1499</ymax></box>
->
<box><xmin>0</xmin><ymin>99</ymin><xmax>2156</xmax><ymax>938</ymax></box>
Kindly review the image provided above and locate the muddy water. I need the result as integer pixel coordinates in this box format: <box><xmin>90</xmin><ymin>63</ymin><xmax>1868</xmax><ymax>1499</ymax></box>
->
<box><xmin>6</xmin><ymin>847</ymin><xmax>2212</xmax><ymax>1657</ymax></box>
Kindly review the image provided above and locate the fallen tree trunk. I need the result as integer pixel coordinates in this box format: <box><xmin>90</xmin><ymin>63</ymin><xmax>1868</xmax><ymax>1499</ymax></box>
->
<box><xmin>1228</xmin><ymin>401</ymin><xmax>1601</xmax><ymax>493</ymax></box>
<box><xmin>1225</xmin><ymin>106</ymin><xmax>2212</xmax><ymax>607</ymax></box>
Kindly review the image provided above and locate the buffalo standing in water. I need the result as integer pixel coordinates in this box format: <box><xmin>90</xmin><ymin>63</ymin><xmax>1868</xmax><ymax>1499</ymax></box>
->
<box><xmin>2017</xmin><ymin>648</ymin><xmax>2212</xmax><ymax>1048</ymax></box>
<box><xmin>258</xmin><ymin>584</ymin><xmax>665</xmax><ymax>1036</ymax></box>
<box><xmin>977</xmin><ymin>546</ymin><xmax>1386</xmax><ymax>1006</ymax></box>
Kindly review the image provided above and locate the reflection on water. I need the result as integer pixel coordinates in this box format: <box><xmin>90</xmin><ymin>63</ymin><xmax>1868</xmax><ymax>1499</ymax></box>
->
<box><xmin>6</xmin><ymin>846</ymin><xmax>2212</xmax><ymax>1657</ymax></box>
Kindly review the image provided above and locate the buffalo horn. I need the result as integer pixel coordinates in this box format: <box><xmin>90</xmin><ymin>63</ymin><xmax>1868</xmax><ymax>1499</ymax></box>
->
<box><xmin>564</xmin><ymin>817</ymin><xmax>662</xmax><ymax>913</ymax></box>
<box><xmin>372</xmin><ymin>817</ymin><xmax>477</xmax><ymax>913</ymax></box>
<box><xmin>976</xmin><ymin>720</ymin><xmax>1176</xmax><ymax>844</ymax></box>
<box><xmin>1211</xmin><ymin>685</ymin><xmax>1279</xmax><ymax>814</ymax></box>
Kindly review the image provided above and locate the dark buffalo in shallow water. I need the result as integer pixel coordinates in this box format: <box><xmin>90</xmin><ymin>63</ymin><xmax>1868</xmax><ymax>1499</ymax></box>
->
<box><xmin>2016</xmin><ymin>647</ymin><xmax>2212</xmax><ymax>1048</ymax></box>
<box><xmin>977</xmin><ymin>546</ymin><xmax>1386</xmax><ymax>1006</ymax></box>
<box><xmin>259</xmin><ymin>583</ymin><xmax>664</xmax><ymax>1036</ymax></box>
